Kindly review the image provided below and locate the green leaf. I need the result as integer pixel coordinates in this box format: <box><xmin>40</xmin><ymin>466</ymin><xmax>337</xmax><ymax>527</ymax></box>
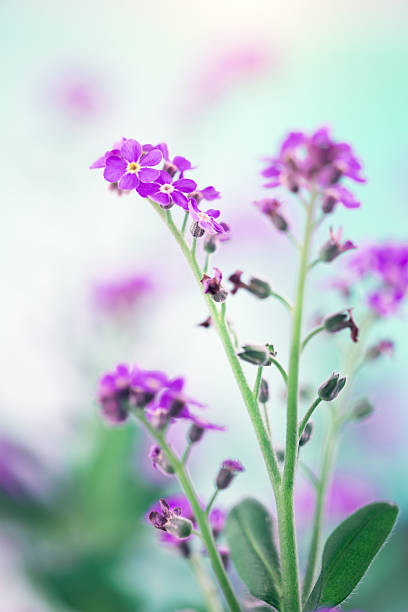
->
<box><xmin>226</xmin><ymin>497</ymin><xmax>282</xmax><ymax>610</ymax></box>
<box><xmin>304</xmin><ymin>501</ymin><xmax>398</xmax><ymax>611</ymax></box>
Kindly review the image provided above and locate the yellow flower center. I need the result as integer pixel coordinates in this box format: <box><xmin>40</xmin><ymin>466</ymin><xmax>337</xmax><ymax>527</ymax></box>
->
<box><xmin>127</xmin><ymin>162</ymin><xmax>141</xmax><ymax>173</ymax></box>
<box><xmin>160</xmin><ymin>183</ymin><xmax>175</xmax><ymax>193</ymax></box>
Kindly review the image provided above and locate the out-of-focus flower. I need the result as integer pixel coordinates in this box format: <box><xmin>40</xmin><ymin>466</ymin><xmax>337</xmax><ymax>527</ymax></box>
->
<box><xmin>215</xmin><ymin>459</ymin><xmax>245</xmax><ymax>490</ymax></box>
<box><xmin>204</xmin><ymin>222</ymin><xmax>231</xmax><ymax>253</ymax></box>
<box><xmin>149</xmin><ymin>497</ymin><xmax>193</xmax><ymax>539</ymax></box>
<box><xmin>103</xmin><ymin>139</ymin><xmax>163</xmax><ymax>190</ymax></box>
<box><xmin>254</xmin><ymin>198</ymin><xmax>289</xmax><ymax>232</ymax></box>
<box><xmin>201</xmin><ymin>268</ymin><xmax>228</xmax><ymax>302</ymax></box>
<box><xmin>149</xmin><ymin>445</ymin><xmax>175</xmax><ymax>476</ymax></box>
<box><xmin>229</xmin><ymin>271</ymin><xmax>272</xmax><ymax>299</ymax></box>
<box><xmin>188</xmin><ymin>200</ymin><xmax>225</xmax><ymax>236</ymax></box>
<box><xmin>92</xmin><ymin>273</ymin><xmax>153</xmax><ymax>314</ymax></box>
<box><xmin>150</xmin><ymin>171</ymin><xmax>197</xmax><ymax>209</ymax></box>
<box><xmin>261</xmin><ymin>127</ymin><xmax>365</xmax><ymax>211</ymax></box>
<box><xmin>349</xmin><ymin>243</ymin><xmax>408</xmax><ymax>316</ymax></box>
<box><xmin>0</xmin><ymin>437</ymin><xmax>43</xmax><ymax>498</ymax></box>
<box><xmin>365</xmin><ymin>339</ymin><xmax>394</xmax><ymax>360</ymax></box>
<box><xmin>319</xmin><ymin>228</ymin><xmax>356</xmax><ymax>263</ymax></box>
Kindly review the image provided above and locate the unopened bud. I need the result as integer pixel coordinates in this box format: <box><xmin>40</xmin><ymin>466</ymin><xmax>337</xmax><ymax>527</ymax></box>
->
<box><xmin>188</xmin><ymin>423</ymin><xmax>205</xmax><ymax>443</ymax></box>
<box><xmin>215</xmin><ymin>459</ymin><xmax>244</xmax><ymax>490</ymax></box>
<box><xmin>299</xmin><ymin>422</ymin><xmax>313</xmax><ymax>447</ymax></box>
<box><xmin>238</xmin><ymin>343</ymin><xmax>277</xmax><ymax>366</ymax></box>
<box><xmin>259</xmin><ymin>378</ymin><xmax>269</xmax><ymax>403</ymax></box>
<box><xmin>318</xmin><ymin>372</ymin><xmax>346</xmax><ymax>402</ymax></box>
<box><xmin>248</xmin><ymin>277</ymin><xmax>272</xmax><ymax>299</ymax></box>
<box><xmin>166</xmin><ymin>515</ymin><xmax>193</xmax><ymax>539</ymax></box>
<box><xmin>190</xmin><ymin>222</ymin><xmax>205</xmax><ymax>238</ymax></box>
<box><xmin>149</xmin><ymin>445</ymin><xmax>175</xmax><ymax>476</ymax></box>
<box><xmin>351</xmin><ymin>398</ymin><xmax>374</xmax><ymax>422</ymax></box>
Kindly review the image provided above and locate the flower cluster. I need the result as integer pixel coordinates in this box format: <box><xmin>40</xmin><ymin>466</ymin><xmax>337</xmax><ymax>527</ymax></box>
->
<box><xmin>97</xmin><ymin>363</ymin><xmax>224</xmax><ymax>432</ymax></box>
<box><xmin>92</xmin><ymin>273</ymin><xmax>153</xmax><ymax>314</ymax></box>
<box><xmin>91</xmin><ymin>138</ymin><xmax>227</xmax><ymax>238</ymax></box>
<box><xmin>348</xmin><ymin>243</ymin><xmax>408</xmax><ymax>316</ymax></box>
<box><xmin>260</xmin><ymin>127</ymin><xmax>365</xmax><ymax>212</ymax></box>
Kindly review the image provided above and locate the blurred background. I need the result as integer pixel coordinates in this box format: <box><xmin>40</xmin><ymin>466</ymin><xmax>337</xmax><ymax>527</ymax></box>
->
<box><xmin>1</xmin><ymin>0</ymin><xmax>408</xmax><ymax>610</ymax></box>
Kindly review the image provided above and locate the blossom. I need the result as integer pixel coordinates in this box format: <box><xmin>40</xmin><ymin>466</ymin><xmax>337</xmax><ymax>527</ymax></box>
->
<box><xmin>365</xmin><ymin>339</ymin><xmax>394</xmax><ymax>360</ymax></box>
<box><xmin>254</xmin><ymin>198</ymin><xmax>289</xmax><ymax>232</ymax></box>
<box><xmin>97</xmin><ymin>363</ymin><xmax>133</xmax><ymax>424</ymax></box>
<box><xmin>188</xmin><ymin>199</ymin><xmax>225</xmax><ymax>235</ymax></box>
<box><xmin>103</xmin><ymin>139</ymin><xmax>163</xmax><ymax>190</ymax></box>
<box><xmin>149</xmin><ymin>497</ymin><xmax>193</xmax><ymax>539</ymax></box>
<box><xmin>204</xmin><ymin>222</ymin><xmax>231</xmax><ymax>253</ymax></box>
<box><xmin>150</xmin><ymin>171</ymin><xmax>197</xmax><ymax>209</ymax></box>
<box><xmin>319</xmin><ymin>227</ymin><xmax>356</xmax><ymax>262</ymax></box>
<box><xmin>92</xmin><ymin>273</ymin><xmax>153</xmax><ymax>313</ymax></box>
<box><xmin>189</xmin><ymin>186</ymin><xmax>221</xmax><ymax>202</ymax></box>
<box><xmin>143</xmin><ymin>142</ymin><xmax>195</xmax><ymax>178</ymax></box>
<box><xmin>349</xmin><ymin>243</ymin><xmax>408</xmax><ymax>316</ymax></box>
<box><xmin>261</xmin><ymin>127</ymin><xmax>365</xmax><ymax>208</ymax></box>
<box><xmin>201</xmin><ymin>267</ymin><xmax>228</xmax><ymax>302</ymax></box>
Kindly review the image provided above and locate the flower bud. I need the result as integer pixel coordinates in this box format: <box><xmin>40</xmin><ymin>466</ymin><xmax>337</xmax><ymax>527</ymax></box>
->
<box><xmin>259</xmin><ymin>378</ymin><xmax>269</xmax><ymax>403</ymax></box>
<box><xmin>351</xmin><ymin>398</ymin><xmax>374</xmax><ymax>422</ymax></box>
<box><xmin>215</xmin><ymin>459</ymin><xmax>244</xmax><ymax>490</ymax></box>
<box><xmin>323</xmin><ymin>309</ymin><xmax>359</xmax><ymax>343</ymax></box>
<box><xmin>247</xmin><ymin>277</ymin><xmax>272</xmax><ymax>299</ymax></box>
<box><xmin>276</xmin><ymin>449</ymin><xmax>285</xmax><ymax>463</ymax></box>
<box><xmin>238</xmin><ymin>343</ymin><xmax>277</xmax><ymax>366</ymax></box>
<box><xmin>166</xmin><ymin>515</ymin><xmax>193</xmax><ymax>539</ymax></box>
<box><xmin>299</xmin><ymin>422</ymin><xmax>313</xmax><ymax>447</ymax></box>
<box><xmin>190</xmin><ymin>222</ymin><xmax>205</xmax><ymax>238</ymax></box>
<box><xmin>188</xmin><ymin>423</ymin><xmax>205</xmax><ymax>443</ymax></box>
<box><xmin>149</xmin><ymin>445</ymin><xmax>175</xmax><ymax>476</ymax></box>
<box><xmin>318</xmin><ymin>372</ymin><xmax>346</xmax><ymax>401</ymax></box>
<box><xmin>318</xmin><ymin>228</ymin><xmax>356</xmax><ymax>263</ymax></box>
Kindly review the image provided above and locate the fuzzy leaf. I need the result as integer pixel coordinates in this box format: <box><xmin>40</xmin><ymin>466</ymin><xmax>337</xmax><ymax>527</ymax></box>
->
<box><xmin>304</xmin><ymin>501</ymin><xmax>398</xmax><ymax>611</ymax></box>
<box><xmin>226</xmin><ymin>498</ymin><xmax>282</xmax><ymax>609</ymax></box>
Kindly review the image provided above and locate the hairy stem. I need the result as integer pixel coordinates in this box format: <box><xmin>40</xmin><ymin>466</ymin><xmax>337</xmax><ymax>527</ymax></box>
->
<box><xmin>253</xmin><ymin>366</ymin><xmax>263</xmax><ymax>399</ymax></box>
<box><xmin>134</xmin><ymin>410</ymin><xmax>242</xmax><ymax>612</ymax></box>
<box><xmin>279</xmin><ymin>192</ymin><xmax>316</xmax><ymax>612</ymax></box>
<box><xmin>298</xmin><ymin>397</ymin><xmax>322</xmax><ymax>439</ymax></box>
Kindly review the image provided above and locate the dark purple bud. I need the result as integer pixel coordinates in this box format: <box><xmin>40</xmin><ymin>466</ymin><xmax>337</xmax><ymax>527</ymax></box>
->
<box><xmin>163</xmin><ymin>161</ymin><xmax>178</xmax><ymax>177</ymax></box>
<box><xmin>365</xmin><ymin>339</ymin><xmax>394</xmax><ymax>361</ymax></box>
<box><xmin>323</xmin><ymin>309</ymin><xmax>359</xmax><ymax>343</ymax></box>
<box><xmin>322</xmin><ymin>194</ymin><xmax>337</xmax><ymax>214</ymax></box>
<box><xmin>190</xmin><ymin>222</ymin><xmax>205</xmax><ymax>238</ymax></box>
<box><xmin>149</xmin><ymin>511</ymin><xmax>168</xmax><ymax>531</ymax></box>
<box><xmin>254</xmin><ymin>198</ymin><xmax>290</xmax><ymax>232</ymax></box>
<box><xmin>177</xmin><ymin>541</ymin><xmax>191</xmax><ymax>558</ymax></box>
<box><xmin>318</xmin><ymin>372</ymin><xmax>346</xmax><ymax>401</ymax></box>
<box><xmin>188</xmin><ymin>424</ymin><xmax>205</xmax><ymax>444</ymax></box>
<box><xmin>351</xmin><ymin>398</ymin><xmax>374</xmax><ymax>422</ymax></box>
<box><xmin>149</xmin><ymin>445</ymin><xmax>175</xmax><ymax>476</ymax></box>
<box><xmin>299</xmin><ymin>422</ymin><xmax>313</xmax><ymax>447</ymax></box>
<box><xmin>201</xmin><ymin>268</ymin><xmax>228</xmax><ymax>303</ymax></box>
<box><xmin>319</xmin><ymin>228</ymin><xmax>357</xmax><ymax>262</ymax></box>
<box><xmin>238</xmin><ymin>343</ymin><xmax>277</xmax><ymax>367</ymax></box>
<box><xmin>259</xmin><ymin>378</ymin><xmax>269</xmax><ymax>403</ymax></box>
<box><xmin>198</xmin><ymin>315</ymin><xmax>212</xmax><ymax>328</ymax></box>
<box><xmin>215</xmin><ymin>459</ymin><xmax>244</xmax><ymax>490</ymax></box>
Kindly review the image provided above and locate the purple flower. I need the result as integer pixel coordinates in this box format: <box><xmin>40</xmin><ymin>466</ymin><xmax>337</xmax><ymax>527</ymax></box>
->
<box><xmin>148</xmin><ymin>497</ymin><xmax>193</xmax><ymax>539</ymax></box>
<box><xmin>92</xmin><ymin>273</ymin><xmax>153</xmax><ymax>313</ymax></box>
<box><xmin>209</xmin><ymin>507</ymin><xmax>226</xmax><ymax>537</ymax></box>
<box><xmin>97</xmin><ymin>363</ymin><xmax>133</xmax><ymax>424</ymax></box>
<box><xmin>366</xmin><ymin>339</ymin><xmax>394</xmax><ymax>360</ymax></box>
<box><xmin>349</xmin><ymin>243</ymin><xmax>408</xmax><ymax>316</ymax></box>
<box><xmin>216</xmin><ymin>459</ymin><xmax>245</xmax><ymax>489</ymax></box>
<box><xmin>188</xmin><ymin>199</ymin><xmax>225</xmax><ymax>235</ymax></box>
<box><xmin>150</xmin><ymin>170</ymin><xmax>197</xmax><ymax>209</ymax></box>
<box><xmin>148</xmin><ymin>495</ymin><xmax>195</xmax><ymax>553</ymax></box>
<box><xmin>143</xmin><ymin>143</ymin><xmax>195</xmax><ymax>178</ymax></box>
<box><xmin>254</xmin><ymin>198</ymin><xmax>289</xmax><ymax>232</ymax></box>
<box><xmin>201</xmin><ymin>267</ymin><xmax>228</xmax><ymax>302</ymax></box>
<box><xmin>89</xmin><ymin>139</ymin><xmax>125</xmax><ymax>169</ymax></box>
<box><xmin>130</xmin><ymin>369</ymin><xmax>169</xmax><ymax>408</ymax></box>
<box><xmin>189</xmin><ymin>186</ymin><xmax>221</xmax><ymax>202</ymax></box>
<box><xmin>103</xmin><ymin>139</ymin><xmax>163</xmax><ymax>190</ymax></box>
<box><xmin>261</xmin><ymin>127</ymin><xmax>365</xmax><ymax>208</ymax></box>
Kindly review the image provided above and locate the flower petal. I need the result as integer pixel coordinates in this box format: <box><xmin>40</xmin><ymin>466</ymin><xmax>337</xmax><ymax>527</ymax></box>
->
<box><xmin>118</xmin><ymin>173</ymin><xmax>139</xmax><ymax>190</ymax></box>
<box><xmin>137</xmin><ymin>182</ymin><xmax>160</xmax><ymax>197</ymax></box>
<box><xmin>172</xmin><ymin>190</ymin><xmax>188</xmax><ymax>210</ymax></box>
<box><xmin>152</xmin><ymin>192</ymin><xmax>171</xmax><ymax>207</ymax></box>
<box><xmin>121</xmin><ymin>139</ymin><xmax>142</xmax><ymax>162</ymax></box>
<box><xmin>141</xmin><ymin>149</ymin><xmax>163</xmax><ymax>167</ymax></box>
<box><xmin>138</xmin><ymin>167</ymin><xmax>160</xmax><ymax>182</ymax></box>
<box><xmin>173</xmin><ymin>178</ymin><xmax>197</xmax><ymax>193</ymax></box>
<box><xmin>103</xmin><ymin>156</ymin><xmax>127</xmax><ymax>182</ymax></box>
<box><xmin>205</xmin><ymin>208</ymin><xmax>220</xmax><ymax>219</ymax></box>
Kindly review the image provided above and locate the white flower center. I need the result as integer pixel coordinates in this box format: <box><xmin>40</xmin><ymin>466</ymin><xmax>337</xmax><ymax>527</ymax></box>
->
<box><xmin>198</xmin><ymin>211</ymin><xmax>211</xmax><ymax>223</ymax></box>
<box><xmin>160</xmin><ymin>183</ymin><xmax>175</xmax><ymax>194</ymax></box>
<box><xmin>127</xmin><ymin>162</ymin><xmax>141</xmax><ymax>174</ymax></box>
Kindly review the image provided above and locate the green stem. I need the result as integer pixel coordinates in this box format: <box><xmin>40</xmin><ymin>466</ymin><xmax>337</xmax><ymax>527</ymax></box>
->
<box><xmin>253</xmin><ymin>366</ymin><xmax>263</xmax><ymax>399</ymax></box>
<box><xmin>302</xmin><ymin>412</ymin><xmax>338</xmax><ymax>601</ymax></box>
<box><xmin>189</xmin><ymin>554</ymin><xmax>224</xmax><ymax>612</ymax></box>
<box><xmin>204</xmin><ymin>252</ymin><xmax>210</xmax><ymax>274</ymax></box>
<box><xmin>301</xmin><ymin>325</ymin><xmax>325</xmax><ymax>352</ymax></box>
<box><xmin>298</xmin><ymin>398</ymin><xmax>322</xmax><ymax>439</ymax></box>
<box><xmin>279</xmin><ymin>192</ymin><xmax>317</xmax><ymax>612</ymax></box>
<box><xmin>270</xmin><ymin>357</ymin><xmax>288</xmax><ymax>385</ymax></box>
<box><xmin>206</xmin><ymin>489</ymin><xmax>219</xmax><ymax>515</ymax></box>
<box><xmin>150</xmin><ymin>202</ymin><xmax>282</xmax><ymax>494</ymax></box>
<box><xmin>191</xmin><ymin>237</ymin><xmax>197</xmax><ymax>257</ymax></box>
<box><xmin>270</xmin><ymin>291</ymin><xmax>293</xmax><ymax>313</ymax></box>
<box><xmin>181</xmin><ymin>211</ymin><xmax>189</xmax><ymax>235</ymax></box>
<box><xmin>262</xmin><ymin>402</ymin><xmax>271</xmax><ymax>437</ymax></box>
<box><xmin>182</xmin><ymin>440</ymin><xmax>193</xmax><ymax>465</ymax></box>
<box><xmin>134</xmin><ymin>410</ymin><xmax>241</xmax><ymax>612</ymax></box>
